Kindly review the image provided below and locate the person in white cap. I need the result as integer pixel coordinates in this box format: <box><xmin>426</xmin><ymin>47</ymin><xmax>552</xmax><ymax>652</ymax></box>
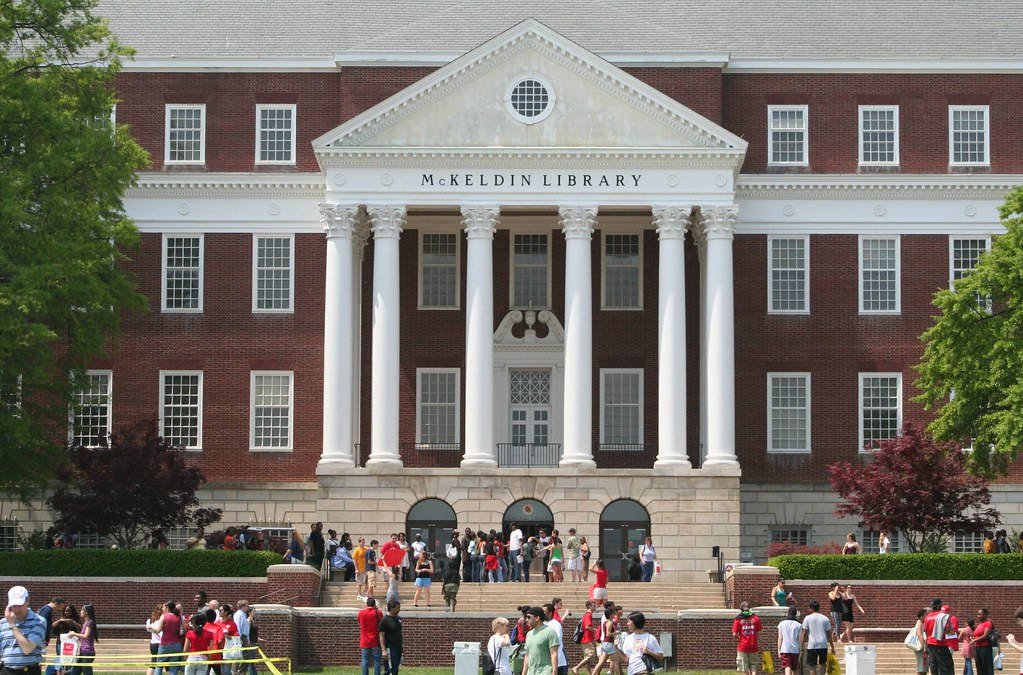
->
<box><xmin>2</xmin><ymin>586</ymin><xmax>48</xmax><ymax>675</ymax></box>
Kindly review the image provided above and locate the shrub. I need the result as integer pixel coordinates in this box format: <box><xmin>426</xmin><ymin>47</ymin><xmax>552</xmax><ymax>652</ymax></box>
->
<box><xmin>768</xmin><ymin>553</ymin><xmax>1023</xmax><ymax>580</ymax></box>
<box><xmin>766</xmin><ymin>542</ymin><xmax>843</xmax><ymax>558</ymax></box>
<box><xmin>0</xmin><ymin>549</ymin><xmax>281</xmax><ymax>577</ymax></box>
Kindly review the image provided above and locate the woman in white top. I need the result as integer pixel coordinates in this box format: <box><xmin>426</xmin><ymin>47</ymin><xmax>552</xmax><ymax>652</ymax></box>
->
<box><xmin>618</xmin><ymin>612</ymin><xmax>663</xmax><ymax>675</ymax></box>
<box><xmin>639</xmin><ymin>537</ymin><xmax>657</xmax><ymax>583</ymax></box>
<box><xmin>487</xmin><ymin>617</ymin><xmax>512</xmax><ymax>675</ymax></box>
<box><xmin>146</xmin><ymin>605</ymin><xmax>163</xmax><ymax>675</ymax></box>
<box><xmin>878</xmin><ymin>531</ymin><xmax>891</xmax><ymax>554</ymax></box>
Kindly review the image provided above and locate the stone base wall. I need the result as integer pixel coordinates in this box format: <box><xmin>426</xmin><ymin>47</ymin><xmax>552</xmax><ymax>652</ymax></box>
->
<box><xmin>316</xmin><ymin>466</ymin><xmax>741</xmax><ymax>582</ymax></box>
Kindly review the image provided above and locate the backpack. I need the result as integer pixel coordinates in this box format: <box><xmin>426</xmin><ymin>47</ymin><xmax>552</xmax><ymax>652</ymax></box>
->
<box><xmin>483</xmin><ymin>651</ymin><xmax>496</xmax><ymax>675</ymax></box>
<box><xmin>989</xmin><ymin>625</ymin><xmax>1001</xmax><ymax>645</ymax></box>
<box><xmin>509</xmin><ymin>622</ymin><xmax>520</xmax><ymax>645</ymax></box>
<box><xmin>572</xmin><ymin>618</ymin><xmax>584</xmax><ymax>644</ymax></box>
<box><xmin>509</xmin><ymin>643</ymin><xmax>525</xmax><ymax>675</ymax></box>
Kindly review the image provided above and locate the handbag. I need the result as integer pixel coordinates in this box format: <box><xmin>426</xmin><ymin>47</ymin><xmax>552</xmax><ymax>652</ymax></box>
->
<box><xmin>641</xmin><ymin>654</ymin><xmax>657</xmax><ymax>673</ymax></box>
<box><xmin>904</xmin><ymin>627</ymin><xmax>923</xmax><ymax>651</ymax></box>
<box><xmin>224</xmin><ymin>634</ymin><xmax>243</xmax><ymax>661</ymax></box>
<box><xmin>993</xmin><ymin>647</ymin><xmax>1003</xmax><ymax>670</ymax></box>
<box><xmin>59</xmin><ymin>635</ymin><xmax>80</xmax><ymax>667</ymax></box>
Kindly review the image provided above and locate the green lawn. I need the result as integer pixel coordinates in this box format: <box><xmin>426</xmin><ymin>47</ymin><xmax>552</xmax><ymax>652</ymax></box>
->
<box><xmin>292</xmin><ymin>670</ymin><xmax>734</xmax><ymax>675</ymax></box>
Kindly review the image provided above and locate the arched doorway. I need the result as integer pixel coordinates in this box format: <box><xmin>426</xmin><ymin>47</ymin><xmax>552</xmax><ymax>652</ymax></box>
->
<box><xmin>599</xmin><ymin>499</ymin><xmax>650</xmax><ymax>582</ymax></box>
<box><xmin>502</xmin><ymin>498</ymin><xmax>555</xmax><ymax>541</ymax></box>
<box><xmin>406</xmin><ymin>498</ymin><xmax>457</xmax><ymax>577</ymax></box>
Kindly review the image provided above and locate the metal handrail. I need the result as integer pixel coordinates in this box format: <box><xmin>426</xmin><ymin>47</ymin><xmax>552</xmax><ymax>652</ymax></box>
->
<box><xmin>496</xmin><ymin>443</ymin><xmax>562</xmax><ymax>468</ymax></box>
<box><xmin>598</xmin><ymin>443</ymin><xmax>655</xmax><ymax>453</ymax></box>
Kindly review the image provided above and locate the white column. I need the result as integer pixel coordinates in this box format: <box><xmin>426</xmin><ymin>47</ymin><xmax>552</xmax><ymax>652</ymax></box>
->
<box><xmin>367</xmin><ymin>204</ymin><xmax>406</xmax><ymax>468</ymax></box>
<box><xmin>318</xmin><ymin>203</ymin><xmax>358</xmax><ymax>471</ymax></box>
<box><xmin>559</xmin><ymin>205</ymin><xmax>598</xmax><ymax>469</ymax></box>
<box><xmin>694</xmin><ymin>225</ymin><xmax>709</xmax><ymax>465</ymax></box>
<box><xmin>652</xmin><ymin>206</ymin><xmax>691</xmax><ymax>468</ymax></box>
<box><xmin>461</xmin><ymin>205</ymin><xmax>500</xmax><ymax>468</ymax></box>
<box><xmin>702</xmin><ymin>205</ymin><xmax>739</xmax><ymax>467</ymax></box>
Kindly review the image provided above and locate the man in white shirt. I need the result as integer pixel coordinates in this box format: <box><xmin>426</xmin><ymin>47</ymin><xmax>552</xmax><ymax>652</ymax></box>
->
<box><xmin>410</xmin><ymin>534</ymin><xmax>427</xmax><ymax>564</ymax></box>
<box><xmin>232</xmin><ymin>600</ymin><xmax>256</xmax><ymax>675</ymax></box>
<box><xmin>801</xmin><ymin>601</ymin><xmax>834</xmax><ymax>675</ymax></box>
<box><xmin>508</xmin><ymin>523</ymin><xmax>524</xmax><ymax>583</ymax></box>
<box><xmin>777</xmin><ymin>606</ymin><xmax>802</xmax><ymax>675</ymax></box>
<box><xmin>543</xmin><ymin>602</ymin><xmax>568</xmax><ymax>675</ymax></box>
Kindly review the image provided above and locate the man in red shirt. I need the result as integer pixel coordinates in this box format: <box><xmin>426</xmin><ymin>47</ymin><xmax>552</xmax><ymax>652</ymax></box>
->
<box><xmin>380</xmin><ymin>533</ymin><xmax>400</xmax><ymax>558</ymax></box>
<box><xmin>732</xmin><ymin>602</ymin><xmax>763</xmax><ymax>675</ymax></box>
<box><xmin>571</xmin><ymin>601</ymin><xmax>599</xmax><ymax>675</ymax></box>
<box><xmin>358</xmin><ymin>597</ymin><xmax>383</xmax><ymax>675</ymax></box>
<box><xmin>923</xmin><ymin>598</ymin><xmax>959</xmax><ymax>675</ymax></box>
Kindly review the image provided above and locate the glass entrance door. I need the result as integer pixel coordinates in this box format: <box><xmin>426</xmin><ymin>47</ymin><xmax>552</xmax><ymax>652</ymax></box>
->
<box><xmin>511</xmin><ymin>407</ymin><xmax>549</xmax><ymax>446</ymax></box>
<box><xmin>599</xmin><ymin>524</ymin><xmax>648</xmax><ymax>581</ymax></box>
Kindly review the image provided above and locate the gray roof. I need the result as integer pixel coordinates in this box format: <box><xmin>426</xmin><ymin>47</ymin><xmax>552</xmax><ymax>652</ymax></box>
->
<box><xmin>96</xmin><ymin>0</ymin><xmax>1023</xmax><ymax>60</ymax></box>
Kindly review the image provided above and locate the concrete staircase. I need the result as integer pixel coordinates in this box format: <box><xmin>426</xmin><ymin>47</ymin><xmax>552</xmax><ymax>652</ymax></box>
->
<box><xmin>321</xmin><ymin>579</ymin><xmax>725</xmax><ymax>612</ymax></box>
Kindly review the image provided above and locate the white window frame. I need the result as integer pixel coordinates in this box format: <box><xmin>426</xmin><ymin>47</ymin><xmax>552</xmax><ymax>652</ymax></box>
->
<box><xmin>252</xmin><ymin>234</ymin><xmax>295</xmax><ymax>313</ymax></box>
<box><xmin>417</xmin><ymin>231</ymin><xmax>461</xmax><ymax>310</ymax></box>
<box><xmin>254</xmin><ymin>103</ymin><xmax>297</xmax><ymax>165</ymax></box>
<box><xmin>858</xmin><ymin>372</ymin><xmax>903</xmax><ymax>453</ymax></box>
<box><xmin>158</xmin><ymin>370</ymin><xmax>203</xmax><ymax>451</ymax></box>
<box><xmin>69</xmin><ymin>369</ymin><xmax>112</xmax><ymax>448</ymax></box>
<box><xmin>858</xmin><ymin>235</ymin><xmax>901</xmax><ymax>314</ymax></box>
<box><xmin>601</xmin><ymin>232</ymin><xmax>643</xmax><ymax>310</ymax></box>
<box><xmin>767</xmin><ymin>104</ymin><xmax>809</xmax><ymax>166</ymax></box>
<box><xmin>952</xmin><ymin>531</ymin><xmax>985</xmax><ymax>553</ymax></box>
<box><xmin>598</xmin><ymin>368</ymin><xmax>644</xmax><ymax>445</ymax></box>
<box><xmin>164</xmin><ymin>104</ymin><xmax>206</xmax><ymax>165</ymax></box>
<box><xmin>415</xmin><ymin>368</ymin><xmax>461</xmax><ymax>445</ymax></box>
<box><xmin>948</xmin><ymin>236</ymin><xmax>991</xmax><ymax>291</ymax></box>
<box><xmin>948</xmin><ymin>105</ymin><xmax>990</xmax><ymax>166</ymax></box>
<box><xmin>161</xmin><ymin>234</ymin><xmax>204</xmax><ymax>313</ymax></box>
<box><xmin>858</xmin><ymin>105</ymin><xmax>900</xmax><ymax>166</ymax></box>
<box><xmin>249</xmin><ymin>370</ymin><xmax>294</xmax><ymax>452</ymax></box>
<box><xmin>0</xmin><ymin>521</ymin><xmax>18</xmax><ymax>551</ymax></box>
<box><xmin>767</xmin><ymin>235</ymin><xmax>810</xmax><ymax>314</ymax></box>
<box><xmin>509</xmin><ymin>231</ymin><xmax>552</xmax><ymax>310</ymax></box>
<box><xmin>766</xmin><ymin>372</ymin><xmax>811</xmax><ymax>454</ymax></box>
<box><xmin>770</xmin><ymin>527</ymin><xmax>810</xmax><ymax>546</ymax></box>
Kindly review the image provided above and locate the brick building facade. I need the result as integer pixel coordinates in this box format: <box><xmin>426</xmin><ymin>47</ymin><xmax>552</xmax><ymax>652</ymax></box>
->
<box><xmin>6</xmin><ymin>6</ymin><xmax>1022</xmax><ymax>569</ymax></box>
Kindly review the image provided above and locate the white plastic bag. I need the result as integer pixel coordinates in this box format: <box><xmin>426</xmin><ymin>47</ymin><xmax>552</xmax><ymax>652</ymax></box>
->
<box><xmin>993</xmin><ymin>647</ymin><xmax>1003</xmax><ymax>670</ymax></box>
<box><xmin>59</xmin><ymin>634</ymin><xmax>80</xmax><ymax>667</ymax></box>
<box><xmin>903</xmin><ymin>628</ymin><xmax>922</xmax><ymax>652</ymax></box>
<box><xmin>224</xmin><ymin>634</ymin><xmax>243</xmax><ymax>661</ymax></box>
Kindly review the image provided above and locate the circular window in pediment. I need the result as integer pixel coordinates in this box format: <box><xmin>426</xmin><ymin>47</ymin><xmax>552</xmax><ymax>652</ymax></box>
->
<box><xmin>506</xmin><ymin>76</ymin><xmax>555</xmax><ymax>124</ymax></box>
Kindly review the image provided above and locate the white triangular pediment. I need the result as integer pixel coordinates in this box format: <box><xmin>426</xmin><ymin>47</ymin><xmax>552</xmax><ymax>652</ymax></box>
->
<box><xmin>314</xmin><ymin>19</ymin><xmax>746</xmax><ymax>153</ymax></box>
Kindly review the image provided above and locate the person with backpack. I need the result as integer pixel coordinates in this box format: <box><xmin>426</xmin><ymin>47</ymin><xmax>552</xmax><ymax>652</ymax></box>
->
<box><xmin>570</xmin><ymin>601</ymin><xmax>599</xmax><ymax>675</ymax></box>
<box><xmin>486</xmin><ymin>617</ymin><xmax>513</xmax><ymax>675</ymax></box>
<box><xmin>971</xmin><ymin>607</ymin><xmax>996</xmax><ymax>675</ymax></box>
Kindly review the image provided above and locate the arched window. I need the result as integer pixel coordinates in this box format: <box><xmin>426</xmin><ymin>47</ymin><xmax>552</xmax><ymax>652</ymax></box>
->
<box><xmin>502</xmin><ymin>498</ymin><xmax>555</xmax><ymax>540</ymax></box>
<box><xmin>405</xmin><ymin>498</ymin><xmax>457</xmax><ymax>576</ymax></box>
<box><xmin>598</xmin><ymin>499</ymin><xmax>651</xmax><ymax>582</ymax></box>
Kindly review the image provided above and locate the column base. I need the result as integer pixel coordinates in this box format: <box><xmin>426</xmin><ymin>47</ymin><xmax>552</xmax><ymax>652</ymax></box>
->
<box><xmin>460</xmin><ymin>454</ymin><xmax>498</xmax><ymax>469</ymax></box>
<box><xmin>653</xmin><ymin>457</ymin><xmax>692</xmax><ymax>470</ymax></box>
<box><xmin>365</xmin><ymin>456</ymin><xmax>403</xmax><ymax>471</ymax></box>
<box><xmin>558</xmin><ymin>455</ymin><xmax>596</xmax><ymax>470</ymax></box>
<box><xmin>702</xmin><ymin>455</ymin><xmax>739</xmax><ymax>468</ymax></box>
<box><xmin>315</xmin><ymin>456</ymin><xmax>357</xmax><ymax>475</ymax></box>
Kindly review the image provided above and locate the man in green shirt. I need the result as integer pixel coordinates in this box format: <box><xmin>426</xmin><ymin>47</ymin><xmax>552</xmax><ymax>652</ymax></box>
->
<box><xmin>522</xmin><ymin>606</ymin><xmax>560</xmax><ymax>675</ymax></box>
<box><xmin>565</xmin><ymin>528</ymin><xmax>581</xmax><ymax>583</ymax></box>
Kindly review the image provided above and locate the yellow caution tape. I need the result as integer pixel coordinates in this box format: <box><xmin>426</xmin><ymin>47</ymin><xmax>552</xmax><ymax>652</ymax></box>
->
<box><xmin>42</xmin><ymin>646</ymin><xmax>291</xmax><ymax>673</ymax></box>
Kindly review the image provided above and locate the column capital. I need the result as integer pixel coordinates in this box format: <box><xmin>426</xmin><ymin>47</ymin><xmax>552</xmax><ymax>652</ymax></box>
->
<box><xmin>558</xmin><ymin>205</ymin><xmax>598</xmax><ymax>239</ymax></box>
<box><xmin>700</xmin><ymin>205</ymin><xmax>739</xmax><ymax>240</ymax></box>
<box><xmin>461</xmin><ymin>205</ymin><xmax>500</xmax><ymax>239</ymax></box>
<box><xmin>367</xmin><ymin>204</ymin><xmax>407</xmax><ymax>239</ymax></box>
<box><xmin>319</xmin><ymin>203</ymin><xmax>359</xmax><ymax>240</ymax></box>
<box><xmin>652</xmin><ymin>205</ymin><xmax>692</xmax><ymax>240</ymax></box>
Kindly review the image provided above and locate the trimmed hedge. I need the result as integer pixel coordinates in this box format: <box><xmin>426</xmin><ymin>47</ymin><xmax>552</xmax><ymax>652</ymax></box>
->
<box><xmin>0</xmin><ymin>549</ymin><xmax>282</xmax><ymax>577</ymax></box>
<box><xmin>769</xmin><ymin>553</ymin><xmax>1023</xmax><ymax>580</ymax></box>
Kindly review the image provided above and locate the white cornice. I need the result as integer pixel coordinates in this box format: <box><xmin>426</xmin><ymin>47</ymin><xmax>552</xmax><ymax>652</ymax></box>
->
<box><xmin>128</xmin><ymin>172</ymin><xmax>324</xmax><ymax>199</ymax></box>
<box><xmin>123</xmin><ymin>57</ymin><xmax>338</xmax><ymax>73</ymax></box>
<box><xmin>737</xmin><ymin>174</ymin><xmax>1023</xmax><ymax>200</ymax></box>
<box><xmin>333</xmin><ymin>49</ymin><xmax>730</xmax><ymax>69</ymax></box>
<box><xmin>726</xmin><ymin>58</ymin><xmax>1023</xmax><ymax>74</ymax></box>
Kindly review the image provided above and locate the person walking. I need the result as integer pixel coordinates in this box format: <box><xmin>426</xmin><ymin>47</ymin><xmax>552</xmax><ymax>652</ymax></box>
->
<box><xmin>442</xmin><ymin>562</ymin><xmax>460</xmax><ymax>612</ymax></box>
<box><xmin>308</xmin><ymin>522</ymin><xmax>325</xmax><ymax>570</ymax></box>
<box><xmin>283</xmin><ymin>530</ymin><xmax>305</xmax><ymax>564</ymax></box>
<box><xmin>589</xmin><ymin>560</ymin><xmax>609</xmax><ymax>606</ymax></box>
<box><xmin>841</xmin><ymin>533</ymin><xmax>861</xmax><ymax>554</ymax></box>
<box><xmin>543</xmin><ymin>603</ymin><xmax>568</xmax><ymax>675</ymax></box>
<box><xmin>231</xmin><ymin>601</ymin><xmax>255</xmax><ymax>675</ymax></box>
<box><xmin>570</xmin><ymin>601</ymin><xmax>598</xmax><ymax>675</ymax></box>
<box><xmin>354</xmin><ymin>538</ymin><xmax>370</xmax><ymax>601</ymax></box>
<box><xmin>565</xmin><ymin>529</ymin><xmax>582</xmax><ymax>583</ymax></box>
<box><xmin>732</xmin><ymin>601</ymin><xmax>762</xmax><ymax>675</ymax></box>
<box><xmin>378</xmin><ymin>601</ymin><xmax>402</xmax><ymax>675</ymax></box>
<box><xmin>618</xmin><ymin>612</ymin><xmax>663</xmax><ymax>675</ymax></box>
<box><xmin>878</xmin><ymin>530</ymin><xmax>892</xmax><ymax>554</ymax></box>
<box><xmin>827</xmin><ymin>583</ymin><xmax>845</xmax><ymax>642</ymax></box>
<box><xmin>638</xmin><ymin>537</ymin><xmax>657</xmax><ymax>582</ymax></box>
<box><xmin>487</xmin><ymin>617</ymin><xmax>512</xmax><ymax>675</ymax></box>
<box><xmin>591</xmin><ymin>605</ymin><xmax>620</xmax><ymax>675</ymax></box>
<box><xmin>2</xmin><ymin>586</ymin><xmax>48</xmax><ymax>675</ymax></box>
<box><xmin>841</xmin><ymin>585</ymin><xmax>865</xmax><ymax>643</ymax></box>
<box><xmin>412</xmin><ymin>553</ymin><xmax>433</xmax><ymax>607</ymax></box>
<box><xmin>182</xmin><ymin>614</ymin><xmax>210</xmax><ymax>675</ymax></box>
<box><xmin>508</xmin><ymin>523</ymin><xmax>524</xmax><ymax>583</ymax></box>
<box><xmin>358</xmin><ymin>598</ymin><xmax>383</xmax><ymax>675</ymax></box>
<box><xmin>521</xmin><ymin>607</ymin><xmax>559</xmax><ymax>675</ymax></box>
<box><xmin>384</xmin><ymin>567</ymin><xmax>401</xmax><ymax>608</ymax></box>
<box><xmin>776</xmin><ymin>606</ymin><xmax>802</xmax><ymax>675</ymax></box>
<box><xmin>971</xmin><ymin>608</ymin><xmax>995</xmax><ymax>675</ymax></box>
<box><xmin>801</xmin><ymin>600</ymin><xmax>834</xmax><ymax>675</ymax></box>
<box><xmin>923</xmin><ymin>599</ymin><xmax>959</xmax><ymax>675</ymax></box>
<box><xmin>522</xmin><ymin>536</ymin><xmax>538</xmax><ymax>583</ymax></box>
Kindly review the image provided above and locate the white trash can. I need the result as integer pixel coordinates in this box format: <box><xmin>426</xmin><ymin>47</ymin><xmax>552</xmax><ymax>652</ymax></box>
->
<box><xmin>452</xmin><ymin>641</ymin><xmax>481</xmax><ymax>675</ymax></box>
<box><xmin>844</xmin><ymin>644</ymin><xmax>876</xmax><ymax>675</ymax></box>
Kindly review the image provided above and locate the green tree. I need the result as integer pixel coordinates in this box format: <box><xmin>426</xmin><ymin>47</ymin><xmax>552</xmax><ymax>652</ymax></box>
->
<box><xmin>0</xmin><ymin>0</ymin><xmax>149</xmax><ymax>496</ymax></box>
<box><xmin>916</xmin><ymin>185</ymin><xmax>1023</xmax><ymax>475</ymax></box>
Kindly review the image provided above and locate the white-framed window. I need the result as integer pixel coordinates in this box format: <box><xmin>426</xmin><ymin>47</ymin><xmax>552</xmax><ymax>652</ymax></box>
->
<box><xmin>511</xmin><ymin>233</ymin><xmax>550</xmax><ymax>309</ymax></box>
<box><xmin>159</xmin><ymin>371</ymin><xmax>202</xmax><ymax>450</ymax></box>
<box><xmin>416</xmin><ymin>369</ymin><xmax>460</xmax><ymax>445</ymax></box>
<box><xmin>949</xmin><ymin>236</ymin><xmax>990</xmax><ymax>290</ymax></box>
<box><xmin>858</xmin><ymin>105</ymin><xmax>899</xmax><ymax>166</ymax></box>
<box><xmin>768</xmin><ymin>236</ymin><xmax>809</xmax><ymax>313</ymax></box>
<box><xmin>602</xmin><ymin>233</ymin><xmax>642</xmax><ymax>310</ymax></box>
<box><xmin>164</xmin><ymin>527</ymin><xmax>195</xmax><ymax>550</ymax></box>
<box><xmin>253</xmin><ymin>235</ymin><xmax>294</xmax><ymax>312</ymax></box>
<box><xmin>164</xmin><ymin>104</ymin><xmax>205</xmax><ymax>164</ymax></box>
<box><xmin>250</xmin><ymin>371</ymin><xmax>293</xmax><ymax>451</ymax></box>
<box><xmin>770</xmin><ymin>527</ymin><xmax>809</xmax><ymax>546</ymax></box>
<box><xmin>162</xmin><ymin>234</ymin><xmax>203</xmax><ymax>312</ymax></box>
<box><xmin>859</xmin><ymin>236</ymin><xmax>900</xmax><ymax>313</ymax></box>
<box><xmin>73</xmin><ymin>533</ymin><xmax>109</xmax><ymax>549</ymax></box>
<box><xmin>70</xmin><ymin>370</ymin><xmax>112</xmax><ymax>448</ymax></box>
<box><xmin>419</xmin><ymin>232</ymin><xmax>459</xmax><ymax>309</ymax></box>
<box><xmin>0</xmin><ymin>374</ymin><xmax>22</xmax><ymax>415</ymax></box>
<box><xmin>255</xmin><ymin>104</ymin><xmax>297</xmax><ymax>164</ymax></box>
<box><xmin>859</xmin><ymin>372</ymin><xmax>902</xmax><ymax>452</ymax></box>
<box><xmin>949</xmin><ymin>105</ymin><xmax>990</xmax><ymax>166</ymax></box>
<box><xmin>767</xmin><ymin>105</ymin><xmax>808</xmax><ymax>166</ymax></box>
<box><xmin>505</xmin><ymin>76</ymin><xmax>556</xmax><ymax>125</ymax></box>
<box><xmin>599</xmin><ymin>369</ymin><xmax>643</xmax><ymax>445</ymax></box>
<box><xmin>953</xmin><ymin>532</ymin><xmax>985</xmax><ymax>553</ymax></box>
<box><xmin>767</xmin><ymin>373</ymin><xmax>811</xmax><ymax>453</ymax></box>
<box><xmin>863</xmin><ymin>530</ymin><xmax>901</xmax><ymax>554</ymax></box>
<box><xmin>0</xmin><ymin>522</ymin><xmax>18</xmax><ymax>551</ymax></box>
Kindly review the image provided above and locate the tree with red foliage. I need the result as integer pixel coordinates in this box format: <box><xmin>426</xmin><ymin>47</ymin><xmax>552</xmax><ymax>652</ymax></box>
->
<box><xmin>48</xmin><ymin>421</ymin><xmax>222</xmax><ymax>549</ymax></box>
<box><xmin>828</xmin><ymin>424</ymin><xmax>1000</xmax><ymax>553</ymax></box>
